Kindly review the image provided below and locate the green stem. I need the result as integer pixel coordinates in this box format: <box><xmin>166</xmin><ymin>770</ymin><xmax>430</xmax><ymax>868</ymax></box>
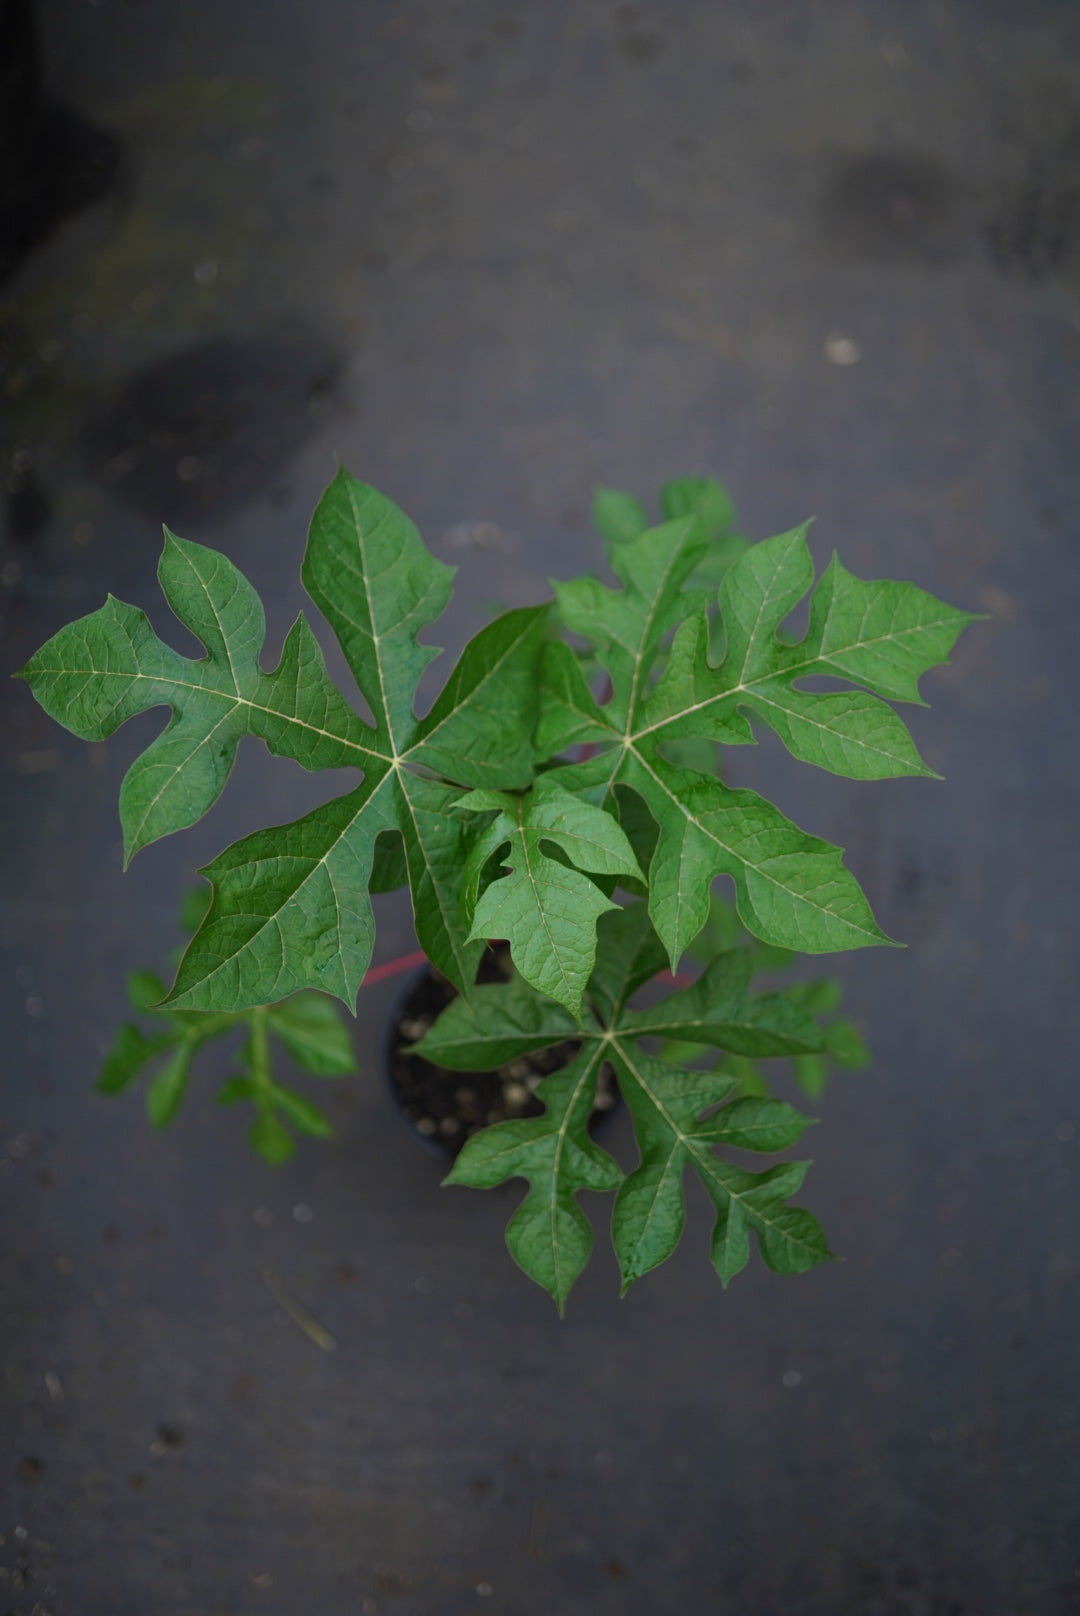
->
<box><xmin>250</xmin><ymin>1005</ymin><xmax>272</xmax><ymax>1105</ymax></box>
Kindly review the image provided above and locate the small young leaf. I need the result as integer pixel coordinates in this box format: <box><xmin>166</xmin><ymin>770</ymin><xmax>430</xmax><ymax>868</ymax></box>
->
<box><xmin>591</xmin><ymin>487</ymin><xmax>649</xmax><ymax>550</ymax></box>
<box><xmin>248</xmin><ymin>1110</ymin><xmax>295</xmax><ymax>1165</ymax></box>
<box><xmin>215</xmin><ymin>1075</ymin><xmax>257</xmax><ymax>1105</ymax></box>
<box><xmin>268</xmin><ymin>1083</ymin><xmax>334</xmax><ymax>1138</ymax></box>
<box><xmin>660</xmin><ymin>476</ymin><xmax>736</xmax><ymax>538</ymax></box>
<box><xmin>266</xmin><ymin>993</ymin><xmax>356</xmax><ymax>1076</ymax></box>
<box><xmin>792</xmin><ymin>1054</ymin><xmax>827</xmax><ymax>1097</ymax></box>
<box><xmin>126</xmin><ymin>971</ymin><xmax>167</xmax><ymax>1014</ymax></box>
<box><xmin>459</xmin><ymin>779</ymin><xmax>642</xmax><ymax>1015</ymax></box>
<box><xmin>717</xmin><ymin>1053</ymin><xmax>769</xmax><ymax>1097</ymax></box>
<box><xmin>748</xmin><ymin>940</ymin><xmax>796</xmax><ymax>973</ymax></box>
<box><xmin>145</xmin><ymin>1044</ymin><xmax>193</xmax><ymax>1127</ymax></box>
<box><xmin>786</xmin><ymin>978</ymin><xmax>843</xmax><ymax>1015</ymax></box>
<box><xmin>98</xmin><ymin>1024</ymin><xmax>170</xmax><ymax>1094</ymax></box>
<box><xmin>179</xmin><ymin>883</ymin><xmax>212</xmax><ymax>935</ymax></box>
<box><xmin>685</xmin><ymin>533</ymin><xmax>751</xmax><ymax>589</ymax></box>
<box><xmin>825</xmin><ymin>1017</ymin><xmax>871</xmax><ymax>1068</ymax></box>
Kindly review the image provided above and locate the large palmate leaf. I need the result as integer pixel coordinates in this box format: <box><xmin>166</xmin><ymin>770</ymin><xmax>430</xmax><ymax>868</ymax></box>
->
<box><xmin>19</xmin><ymin>472</ymin><xmax>547</xmax><ymax>1009</ymax></box>
<box><xmin>537</xmin><ymin>510</ymin><xmax>975</xmax><ymax>969</ymax></box>
<box><xmin>421</xmin><ymin>905</ymin><xmax>831</xmax><ymax>1307</ymax></box>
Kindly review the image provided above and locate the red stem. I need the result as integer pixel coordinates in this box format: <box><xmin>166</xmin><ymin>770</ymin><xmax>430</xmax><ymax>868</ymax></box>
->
<box><xmin>359</xmin><ymin>949</ymin><xmax>429</xmax><ymax>987</ymax></box>
<box><xmin>360</xmin><ymin>948</ymin><xmax>694</xmax><ymax>991</ymax></box>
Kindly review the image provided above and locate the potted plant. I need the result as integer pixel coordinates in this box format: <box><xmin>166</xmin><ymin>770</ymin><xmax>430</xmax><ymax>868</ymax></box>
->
<box><xmin>16</xmin><ymin>469</ymin><xmax>976</xmax><ymax>1309</ymax></box>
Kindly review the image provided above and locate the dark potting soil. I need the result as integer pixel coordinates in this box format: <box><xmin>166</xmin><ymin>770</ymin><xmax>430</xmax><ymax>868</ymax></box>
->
<box><xmin>387</xmin><ymin>947</ymin><xmax>617</xmax><ymax>1159</ymax></box>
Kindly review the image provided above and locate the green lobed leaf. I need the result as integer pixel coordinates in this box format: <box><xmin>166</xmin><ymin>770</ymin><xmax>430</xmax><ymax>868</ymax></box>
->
<box><xmin>621</xmin><ymin>948</ymin><xmax>826</xmax><ymax>1057</ymax></box>
<box><xmin>430</xmin><ymin>903</ymin><xmax>827</xmax><ymax>1304</ymax></box>
<box><xmin>538</xmin><ymin>511</ymin><xmax>974</xmax><ymax>971</ymax></box>
<box><xmin>299</xmin><ymin>474</ymin><xmax>454</xmax><ymax>752</ymax></box>
<box><xmin>551</xmin><ymin>513</ymin><xmax>708</xmax><ymax>730</ymax></box>
<box><xmin>166</xmin><ymin>776</ymin><xmax>392</xmax><ymax>1011</ymax></box>
<box><xmin>444</xmin><ymin>1045</ymin><xmax>622</xmax><ymax>1313</ymax></box>
<box><xmin>611</xmin><ymin>1041</ymin><xmax>830</xmax><ymax>1289</ymax></box>
<box><xmin>17</xmin><ymin>536</ymin><xmax>374</xmax><ymax>865</ymax></box>
<box><xmin>20</xmin><ymin>471</ymin><xmax>548</xmax><ymax>1012</ymax></box>
<box><xmin>640</xmin><ymin>527</ymin><xmax>977</xmax><ymax>778</ymax></box>
<box><xmin>619</xmin><ymin>749</ymin><xmax>895</xmax><ymax>966</ymax></box>
<box><xmin>705</xmin><ymin>1158</ymin><xmax>829</xmax><ymax>1286</ymax></box>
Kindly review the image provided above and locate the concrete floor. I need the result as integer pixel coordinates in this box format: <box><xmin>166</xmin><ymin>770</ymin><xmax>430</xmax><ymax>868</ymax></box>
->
<box><xmin>2</xmin><ymin>2</ymin><xmax>1079</xmax><ymax>1611</ymax></box>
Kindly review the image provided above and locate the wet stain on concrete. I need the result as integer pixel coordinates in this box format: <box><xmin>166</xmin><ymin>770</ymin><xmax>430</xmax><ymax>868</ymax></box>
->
<box><xmin>821</xmin><ymin>152</ymin><xmax>958</xmax><ymax>262</ymax></box>
<box><xmin>986</xmin><ymin>142</ymin><xmax>1080</xmax><ymax>279</ymax></box>
<box><xmin>985</xmin><ymin>71</ymin><xmax>1080</xmax><ymax>280</ymax></box>
<box><xmin>83</xmin><ymin>334</ymin><xmax>340</xmax><ymax>524</ymax></box>
<box><xmin>615</xmin><ymin>4</ymin><xmax>665</xmax><ymax>66</ymax></box>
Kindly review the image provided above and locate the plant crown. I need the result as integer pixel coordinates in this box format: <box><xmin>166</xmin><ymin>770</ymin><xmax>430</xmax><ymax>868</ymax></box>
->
<box><xmin>18</xmin><ymin>469</ymin><xmax>975</xmax><ymax>1305</ymax></box>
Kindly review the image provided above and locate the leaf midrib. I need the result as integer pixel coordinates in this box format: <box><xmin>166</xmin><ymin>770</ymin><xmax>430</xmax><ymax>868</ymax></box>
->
<box><xmin>42</xmin><ymin>615</ymin><xmax>539</xmax><ymax>780</ymax></box>
<box><xmin>169</xmin><ymin>765</ymin><xmax>395</xmax><ymax>1007</ymax></box>
<box><xmin>627</xmin><ymin>746</ymin><xmax>882</xmax><ymax>945</ymax></box>
<box><xmin>549</xmin><ymin>1043</ymin><xmax>607</xmax><ymax>1300</ymax></box>
<box><xmin>612</xmin><ymin>1036</ymin><xmax>815</xmax><ymax>1258</ymax></box>
<box><xmin>32</xmin><ymin>658</ymin><xmax>386</xmax><ymax>762</ymax></box>
<box><xmin>632</xmin><ymin>610</ymin><xmax>966</xmax><ymax>741</ymax></box>
<box><xmin>345</xmin><ymin>477</ymin><xmax>399</xmax><ymax>752</ymax></box>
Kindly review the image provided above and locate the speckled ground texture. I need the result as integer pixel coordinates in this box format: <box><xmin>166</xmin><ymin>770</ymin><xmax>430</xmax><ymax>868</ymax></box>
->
<box><xmin>2</xmin><ymin>2</ymin><xmax>1079</xmax><ymax>1612</ymax></box>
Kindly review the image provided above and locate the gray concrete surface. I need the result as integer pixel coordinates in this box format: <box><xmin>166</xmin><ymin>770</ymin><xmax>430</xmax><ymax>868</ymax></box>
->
<box><xmin>2</xmin><ymin>2</ymin><xmax>1078</xmax><ymax>1611</ymax></box>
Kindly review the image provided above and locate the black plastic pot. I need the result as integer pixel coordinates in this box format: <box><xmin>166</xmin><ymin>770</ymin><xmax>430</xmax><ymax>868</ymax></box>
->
<box><xmin>383</xmin><ymin>947</ymin><xmax>618</xmax><ymax>1160</ymax></box>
